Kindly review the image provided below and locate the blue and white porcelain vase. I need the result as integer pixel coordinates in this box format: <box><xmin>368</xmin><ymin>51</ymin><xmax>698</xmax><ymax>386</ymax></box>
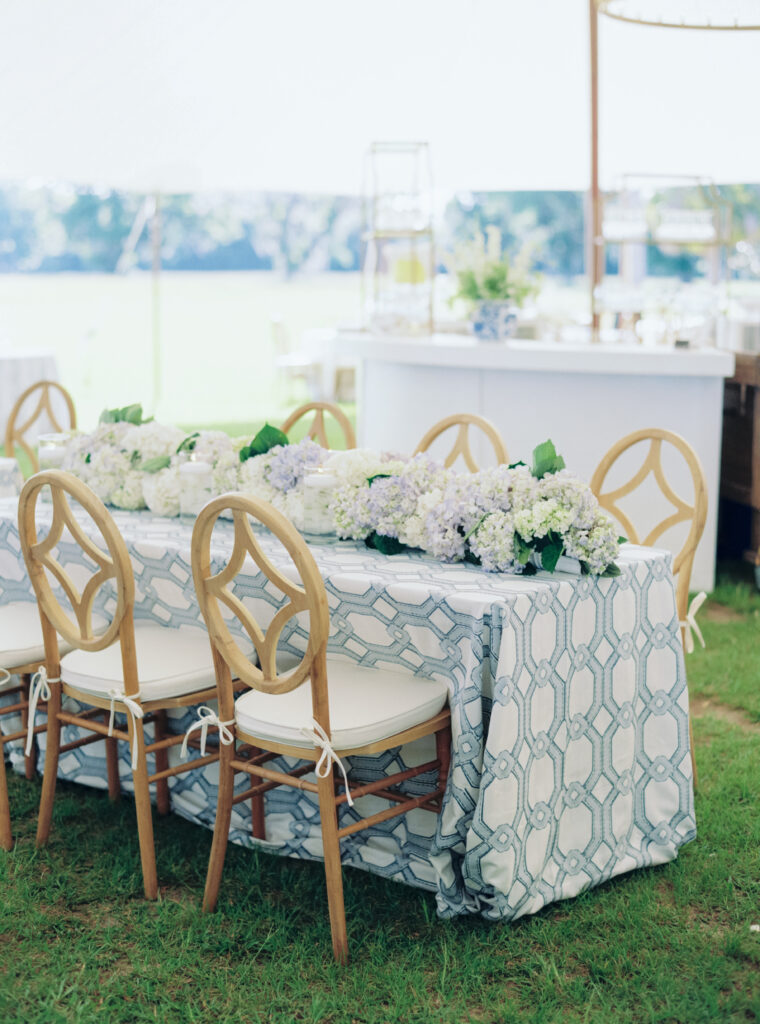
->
<box><xmin>470</xmin><ymin>301</ymin><xmax>517</xmax><ymax>342</ymax></box>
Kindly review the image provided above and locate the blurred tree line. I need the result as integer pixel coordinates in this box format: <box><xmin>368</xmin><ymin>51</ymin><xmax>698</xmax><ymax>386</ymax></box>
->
<box><xmin>0</xmin><ymin>183</ymin><xmax>758</xmax><ymax>278</ymax></box>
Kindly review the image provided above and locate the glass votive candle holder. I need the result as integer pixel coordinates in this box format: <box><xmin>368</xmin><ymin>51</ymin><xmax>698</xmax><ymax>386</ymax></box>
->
<box><xmin>37</xmin><ymin>432</ymin><xmax>69</xmax><ymax>470</ymax></box>
<box><xmin>179</xmin><ymin>460</ymin><xmax>213</xmax><ymax>517</ymax></box>
<box><xmin>303</xmin><ymin>469</ymin><xmax>338</xmax><ymax>535</ymax></box>
<box><xmin>0</xmin><ymin>456</ymin><xmax>23</xmax><ymax>498</ymax></box>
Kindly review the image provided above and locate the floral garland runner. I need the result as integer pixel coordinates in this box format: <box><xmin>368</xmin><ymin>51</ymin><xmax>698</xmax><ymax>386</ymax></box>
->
<box><xmin>58</xmin><ymin>405</ymin><xmax>623</xmax><ymax>577</ymax></box>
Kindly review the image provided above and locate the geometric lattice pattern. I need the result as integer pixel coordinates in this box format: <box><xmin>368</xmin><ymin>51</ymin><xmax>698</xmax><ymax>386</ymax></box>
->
<box><xmin>0</xmin><ymin>497</ymin><xmax>695</xmax><ymax>920</ymax></box>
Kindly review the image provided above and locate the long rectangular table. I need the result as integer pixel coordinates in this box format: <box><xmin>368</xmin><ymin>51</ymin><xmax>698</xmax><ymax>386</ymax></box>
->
<box><xmin>0</xmin><ymin>498</ymin><xmax>696</xmax><ymax>920</ymax></box>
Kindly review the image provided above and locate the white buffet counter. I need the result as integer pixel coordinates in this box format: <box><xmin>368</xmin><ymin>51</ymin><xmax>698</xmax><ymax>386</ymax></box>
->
<box><xmin>303</xmin><ymin>330</ymin><xmax>735</xmax><ymax>592</ymax></box>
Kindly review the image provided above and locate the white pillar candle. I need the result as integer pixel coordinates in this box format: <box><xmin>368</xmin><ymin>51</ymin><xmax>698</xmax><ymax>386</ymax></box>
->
<box><xmin>303</xmin><ymin>470</ymin><xmax>338</xmax><ymax>535</ymax></box>
<box><xmin>179</xmin><ymin>460</ymin><xmax>213</xmax><ymax>517</ymax></box>
<box><xmin>37</xmin><ymin>432</ymin><xmax>69</xmax><ymax>470</ymax></box>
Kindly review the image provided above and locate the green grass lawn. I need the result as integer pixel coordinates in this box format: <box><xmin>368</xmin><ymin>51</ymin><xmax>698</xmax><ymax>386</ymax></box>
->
<box><xmin>1</xmin><ymin>566</ymin><xmax>759</xmax><ymax>1023</ymax></box>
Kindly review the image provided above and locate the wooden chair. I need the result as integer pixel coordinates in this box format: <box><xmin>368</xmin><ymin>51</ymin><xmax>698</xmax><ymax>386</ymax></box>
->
<box><xmin>0</xmin><ymin>611</ymin><xmax>64</xmax><ymax>850</ymax></box>
<box><xmin>18</xmin><ymin>469</ymin><xmax>229</xmax><ymax>898</ymax></box>
<box><xmin>590</xmin><ymin>428</ymin><xmax>708</xmax><ymax>786</ymax></box>
<box><xmin>191</xmin><ymin>494</ymin><xmax>451</xmax><ymax>963</ymax></box>
<box><xmin>4</xmin><ymin>380</ymin><xmax>77</xmax><ymax>472</ymax></box>
<box><xmin>280</xmin><ymin>402</ymin><xmax>356</xmax><ymax>450</ymax></box>
<box><xmin>413</xmin><ymin>413</ymin><xmax>509</xmax><ymax>471</ymax></box>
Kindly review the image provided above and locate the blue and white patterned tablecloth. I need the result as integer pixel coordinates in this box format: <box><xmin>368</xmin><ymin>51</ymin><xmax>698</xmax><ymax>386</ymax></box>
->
<box><xmin>0</xmin><ymin>497</ymin><xmax>696</xmax><ymax>920</ymax></box>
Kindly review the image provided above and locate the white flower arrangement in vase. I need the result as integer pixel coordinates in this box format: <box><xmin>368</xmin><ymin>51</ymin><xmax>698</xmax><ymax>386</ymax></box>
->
<box><xmin>449</xmin><ymin>227</ymin><xmax>539</xmax><ymax>342</ymax></box>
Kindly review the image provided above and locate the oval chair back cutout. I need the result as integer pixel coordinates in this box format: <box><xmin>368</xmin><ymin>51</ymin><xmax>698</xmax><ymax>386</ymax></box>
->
<box><xmin>280</xmin><ymin>402</ymin><xmax>356</xmax><ymax>450</ymax></box>
<box><xmin>590</xmin><ymin>428</ymin><xmax>708</xmax><ymax>621</ymax></box>
<box><xmin>5</xmin><ymin>380</ymin><xmax>77</xmax><ymax>472</ymax></box>
<box><xmin>192</xmin><ymin>493</ymin><xmax>331</xmax><ymax>721</ymax></box>
<box><xmin>413</xmin><ymin>413</ymin><xmax>509</xmax><ymax>471</ymax></box>
<box><xmin>18</xmin><ymin>470</ymin><xmax>136</xmax><ymax>671</ymax></box>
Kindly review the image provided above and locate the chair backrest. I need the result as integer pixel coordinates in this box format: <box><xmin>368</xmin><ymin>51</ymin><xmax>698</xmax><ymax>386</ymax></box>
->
<box><xmin>590</xmin><ymin>428</ymin><xmax>707</xmax><ymax>617</ymax></box>
<box><xmin>4</xmin><ymin>380</ymin><xmax>77</xmax><ymax>472</ymax></box>
<box><xmin>280</xmin><ymin>402</ymin><xmax>356</xmax><ymax>450</ymax></box>
<box><xmin>192</xmin><ymin>494</ymin><xmax>331</xmax><ymax>722</ymax></box>
<box><xmin>18</xmin><ymin>470</ymin><xmax>137</xmax><ymax>685</ymax></box>
<box><xmin>413</xmin><ymin>413</ymin><xmax>509</xmax><ymax>471</ymax></box>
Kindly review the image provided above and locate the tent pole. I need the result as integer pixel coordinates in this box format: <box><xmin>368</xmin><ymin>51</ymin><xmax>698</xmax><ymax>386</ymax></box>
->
<box><xmin>589</xmin><ymin>0</ymin><xmax>602</xmax><ymax>340</ymax></box>
<box><xmin>151</xmin><ymin>191</ymin><xmax>162</xmax><ymax>413</ymax></box>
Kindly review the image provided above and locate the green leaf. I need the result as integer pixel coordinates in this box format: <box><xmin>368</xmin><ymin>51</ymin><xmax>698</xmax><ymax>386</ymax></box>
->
<box><xmin>365</xmin><ymin>531</ymin><xmax>407</xmax><ymax>556</ymax></box>
<box><xmin>531</xmin><ymin>439</ymin><xmax>566</xmax><ymax>479</ymax></box>
<box><xmin>618</xmin><ymin>536</ymin><xmax>628</xmax><ymax>545</ymax></box>
<box><xmin>522</xmin><ymin>562</ymin><xmax>538</xmax><ymax>575</ymax></box>
<box><xmin>601</xmin><ymin>562</ymin><xmax>622</xmax><ymax>578</ymax></box>
<box><xmin>251</xmin><ymin>423</ymin><xmax>289</xmax><ymax>455</ymax></box>
<box><xmin>540</xmin><ymin>538</ymin><xmax>564</xmax><ymax>573</ymax></box>
<box><xmin>98</xmin><ymin>403</ymin><xmax>150</xmax><ymax>426</ymax></box>
<box><xmin>123</xmin><ymin>404</ymin><xmax>144</xmax><ymax>425</ymax></box>
<box><xmin>366</xmin><ymin>473</ymin><xmax>392</xmax><ymax>486</ymax></box>
<box><xmin>463</xmin><ymin>549</ymin><xmax>482</xmax><ymax>566</ymax></box>
<box><xmin>239</xmin><ymin>423</ymin><xmax>289</xmax><ymax>462</ymax></box>
<box><xmin>177</xmin><ymin>432</ymin><xmax>200</xmax><ymax>454</ymax></box>
<box><xmin>140</xmin><ymin>455</ymin><xmax>171</xmax><ymax>474</ymax></box>
<box><xmin>507</xmin><ymin>460</ymin><xmax>527</xmax><ymax>470</ymax></box>
<box><xmin>513</xmin><ymin>532</ymin><xmax>533</xmax><ymax>566</ymax></box>
<box><xmin>579</xmin><ymin>560</ymin><xmax>591</xmax><ymax>576</ymax></box>
<box><xmin>84</xmin><ymin>452</ymin><xmax>91</xmax><ymax>464</ymax></box>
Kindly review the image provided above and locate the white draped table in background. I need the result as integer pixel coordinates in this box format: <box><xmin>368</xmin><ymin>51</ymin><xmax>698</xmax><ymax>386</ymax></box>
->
<box><xmin>0</xmin><ymin>499</ymin><xmax>696</xmax><ymax>921</ymax></box>
<box><xmin>0</xmin><ymin>350</ymin><xmax>59</xmax><ymax>439</ymax></box>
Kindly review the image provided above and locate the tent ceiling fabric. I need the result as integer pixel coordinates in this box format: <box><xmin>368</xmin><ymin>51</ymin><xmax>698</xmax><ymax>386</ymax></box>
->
<box><xmin>0</xmin><ymin>0</ymin><xmax>758</xmax><ymax>195</ymax></box>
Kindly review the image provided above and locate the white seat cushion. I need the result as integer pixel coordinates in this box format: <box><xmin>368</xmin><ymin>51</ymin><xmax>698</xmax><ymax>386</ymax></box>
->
<box><xmin>234</xmin><ymin>659</ymin><xmax>449</xmax><ymax>751</ymax></box>
<box><xmin>61</xmin><ymin>624</ymin><xmax>217</xmax><ymax>702</ymax></box>
<box><xmin>0</xmin><ymin>601</ymin><xmax>87</xmax><ymax>668</ymax></box>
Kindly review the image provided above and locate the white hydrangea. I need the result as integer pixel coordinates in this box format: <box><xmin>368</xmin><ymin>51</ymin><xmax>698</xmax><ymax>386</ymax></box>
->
<box><xmin>121</xmin><ymin>422</ymin><xmax>184</xmax><ymax>465</ymax></box>
<box><xmin>514</xmin><ymin>498</ymin><xmax>577</xmax><ymax>541</ymax></box>
<box><xmin>86</xmin><ymin>446</ymin><xmax>132</xmax><ymax>505</ymax></box>
<box><xmin>193</xmin><ymin>431</ymin><xmax>239</xmax><ymax>493</ymax></box>
<box><xmin>469</xmin><ymin>510</ymin><xmax>518</xmax><ymax>572</ymax></box>
<box><xmin>109</xmin><ymin>469</ymin><xmax>146</xmax><ymax>510</ymax></box>
<box><xmin>142</xmin><ymin>465</ymin><xmax>181</xmax><ymax>517</ymax></box>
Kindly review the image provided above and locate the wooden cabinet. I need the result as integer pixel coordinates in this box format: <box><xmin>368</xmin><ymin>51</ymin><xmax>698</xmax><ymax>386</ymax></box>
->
<box><xmin>721</xmin><ymin>353</ymin><xmax>760</xmax><ymax>565</ymax></box>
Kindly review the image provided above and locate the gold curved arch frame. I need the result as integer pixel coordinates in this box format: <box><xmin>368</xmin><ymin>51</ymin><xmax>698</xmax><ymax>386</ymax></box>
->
<box><xmin>4</xmin><ymin>380</ymin><xmax>77</xmax><ymax>472</ymax></box>
<box><xmin>595</xmin><ymin>0</ymin><xmax>760</xmax><ymax>29</ymax></box>
<box><xmin>413</xmin><ymin>413</ymin><xmax>509</xmax><ymax>472</ymax></box>
<box><xmin>18</xmin><ymin>470</ymin><xmax>134</xmax><ymax>652</ymax></box>
<box><xmin>280</xmin><ymin>402</ymin><xmax>356</xmax><ymax>450</ymax></box>
<box><xmin>590</xmin><ymin>427</ymin><xmax>707</xmax><ymax>619</ymax></box>
<box><xmin>192</xmin><ymin>493</ymin><xmax>331</xmax><ymax>696</ymax></box>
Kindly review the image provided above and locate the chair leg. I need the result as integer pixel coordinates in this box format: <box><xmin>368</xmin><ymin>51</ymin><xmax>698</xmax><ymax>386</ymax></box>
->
<box><xmin>688</xmin><ymin>718</ymin><xmax>698</xmax><ymax>790</ymax></box>
<box><xmin>105</xmin><ymin>736</ymin><xmax>121</xmax><ymax>802</ymax></box>
<box><xmin>153</xmin><ymin>710</ymin><xmax>171</xmax><ymax>816</ymax></box>
<box><xmin>130</xmin><ymin>722</ymin><xmax>158</xmax><ymax>900</ymax></box>
<box><xmin>0</xmin><ymin>740</ymin><xmax>12</xmax><ymax>851</ymax></box>
<box><xmin>436</xmin><ymin>725</ymin><xmax>451</xmax><ymax>794</ymax></box>
<box><xmin>19</xmin><ymin>674</ymin><xmax>35</xmax><ymax>780</ymax></box>
<box><xmin>251</xmin><ymin>748</ymin><xmax>266</xmax><ymax>841</ymax></box>
<box><xmin>317</xmin><ymin>771</ymin><xmax>348</xmax><ymax>964</ymax></box>
<box><xmin>203</xmin><ymin>742</ymin><xmax>235</xmax><ymax>913</ymax></box>
<box><xmin>36</xmin><ymin>687</ymin><xmax>62</xmax><ymax>847</ymax></box>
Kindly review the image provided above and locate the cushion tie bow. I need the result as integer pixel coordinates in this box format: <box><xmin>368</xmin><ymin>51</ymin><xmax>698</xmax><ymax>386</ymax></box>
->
<box><xmin>180</xmin><ymin>705</ymin><xmax>235</xmax><ymax>759</ymax></box>
<box><xmin>107</xmin><ymin>688</ymin><xmax>145</xmax><ymax>770</ymax></box>
<box><xmin>25</xmin><ymin>666</ymin><xmax>60</xmax><ymax>756</ymax></box>
<box><xmin>680</xmin><ymin>591</ymin><xmax>707</xmax><ymax>655</ymax></box>
<box><xmin>301</xmin><ymin>719</ymin><xmax>354</xmax><ymax>808</ymax></box>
